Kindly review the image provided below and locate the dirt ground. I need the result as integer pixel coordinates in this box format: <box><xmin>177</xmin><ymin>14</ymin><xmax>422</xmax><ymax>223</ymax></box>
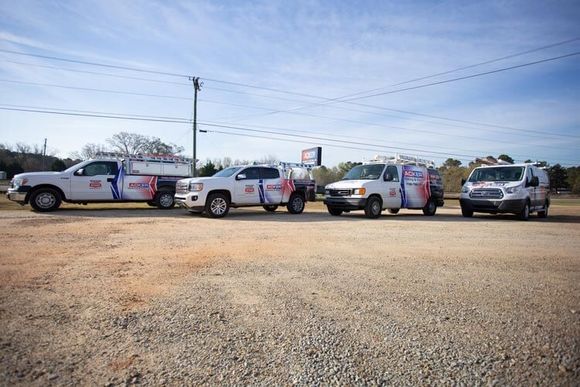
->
<box><xmin>1</xmin><ymin>198</ymin><xmax>579</xmax><ymax>385</ymax></box>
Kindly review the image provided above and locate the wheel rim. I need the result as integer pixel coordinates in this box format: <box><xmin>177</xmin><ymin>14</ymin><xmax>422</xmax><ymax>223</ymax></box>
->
<box><xmin>372</xmin><ymin>200</ymin><xmax>380</xmax><ymax>215</ymax></box>
<box><xmin>211</xmin><ymin>198</ymin><xmax>227</xmax><ymax>215</ymax></box>
<box><xmin>159</xmin><ymin>193</ymin><xmax>173</xmax><ymax>207</ymax></box>
<box><xmin>524</xmin><ymin>205</ymin><xmax>529</xmax><ymax>218</ymax></box>
<box><xmin>292</xmin><ymin>197</ymin><xmax>303</xmax><ymax>212</ymax></box>
<box><xmin>36</xmin><ymin>192</ymin><xmax>56</xmax><ymax>209</ymax></box>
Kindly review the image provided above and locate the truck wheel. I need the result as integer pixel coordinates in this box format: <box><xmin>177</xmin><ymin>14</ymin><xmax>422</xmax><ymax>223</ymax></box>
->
<box><xmin>537</xmin><ymin>202</ymin><xmax>549</xmax><ymax>218</ymax></box>
<box><xmin>364</xmin><ymin>196</ymin><xmax>382</xmax><ymax>219</ymax></box>
<box><xmin>422</xmin><ymin>200</ymin><xmax>437</xmax><ymax>216</ymax></box>
<box><xmin>30</xmin><ymin>188</ymin><xmax>62</xmax><ymax>212</ymax></box>
<box><xmin>461</xmin><ymin>207</ymin><xmax>473</xmax><ymax>217</ymax></box>
<box><xmin>155</xmin><ymin>191</ymin><xmax>175</xmax><ymax>209</ymax></box>
<box><xmin>287</xmin><ymin>193</ymin><xmax>305</xmax><ymax>214</ymax></box>
<box><xmin>327</xmin><ymin>206</ymin><xmax>343</xmax><ymax>216</ymax></box>
<box><xmin>388</xmin><ymin>208</ymin><xmax>399</xmax><ymax>214</ymax></box>
<box><xmin>518</xmin><ymin>201</ymin><xmax>530</xmax><ymax>221</ymax></box>
<box><xmin>206</xmin><ymin>193</ymin><xmax>229</xmax><ymax>218</ymax></box>
<box><xmin>263</xmin><ymin>205</ymin><xmax>278</xmax><ymax>212</ymax></box>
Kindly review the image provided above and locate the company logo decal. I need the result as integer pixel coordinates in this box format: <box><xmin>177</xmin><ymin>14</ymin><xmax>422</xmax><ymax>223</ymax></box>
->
<box><xmin>389</xmin><ymin>188</ymin><xmax>397</xmax><ymax>197</ymax></box>
<box><xmin>403</xmin><ymin>170</ymin><xmax>423</xmax><ymax>178</ymax></box>
<box><xmin>128</xmin><ymin>182</ymin><xmax>150</xmax><ymax>189</ymax></box>
<box><xmin>266</xmin><ymin>184</ymin><xmax>281</xmax><ymax>191</ymax></box>
<box><xmin>89</xmin><ymin>180</ymin><xmax>102</xmax><ymax>189</ymax></box>
<box><xmin>245</xmin><ymin>185</ymin><xmax>255</xmax><ymax>193</ymax></box>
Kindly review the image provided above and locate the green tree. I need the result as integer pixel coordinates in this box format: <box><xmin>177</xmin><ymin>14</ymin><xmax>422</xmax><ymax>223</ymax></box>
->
<box><xmin>6</xmin><ymin>161</ymin><xmax>24</xmax><ymax>178</ymax></box>
<box><xmin>442</xmin><ymin>158</ymin><xmax>462</xmax><ymax>169</ymax></box>
<box><xmin>498</xmin><ymin>154</ymin><xmax>514</xmax><ymax>164</ymax></box>
<box><xmin>199</xmin><ymin>160</ymin><xmax>218</xmax><ymax>177</ymax></box>
<box><xmin>548</xmin><ymin>164</ymin><xmax>568</xmax><ymax>189</ymax></box>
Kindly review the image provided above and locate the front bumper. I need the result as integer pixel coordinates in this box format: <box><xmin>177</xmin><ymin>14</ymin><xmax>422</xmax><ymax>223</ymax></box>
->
<box><xmin>323</xmin><ymin>197</ymin><xmax>367</xmax><ymax>210</ymax></box>
<box><xmin>460</xmin><ymin>198</ymin><xmax>527</xmax><ymax>214</ymax></box>
<box><xmin>175</xmin><ymin>193</ymin><xmax>204</xmax><ymax>211</ymax></box>
<box><xmin>6</xmin><ymin>187</ymin><xmax>30</xmax><ymax>204</ymax></box>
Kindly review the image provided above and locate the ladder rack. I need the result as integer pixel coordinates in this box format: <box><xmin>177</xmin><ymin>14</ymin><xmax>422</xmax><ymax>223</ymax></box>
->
<box><xmin>94</xmin><ymin>152</ymin><xmax>191</xmax><ymax>164</ymax></box>
<box><xmin>366</xmin><ymin>154</ymin><xmax>435</xmax><ymax>168</ymax></box>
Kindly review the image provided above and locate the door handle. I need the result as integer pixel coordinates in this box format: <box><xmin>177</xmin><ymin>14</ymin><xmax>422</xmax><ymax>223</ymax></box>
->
<box><xmin>107</xmin><ymin>178</ymin><xmax>114</xmax><ymax>182</ymax></box>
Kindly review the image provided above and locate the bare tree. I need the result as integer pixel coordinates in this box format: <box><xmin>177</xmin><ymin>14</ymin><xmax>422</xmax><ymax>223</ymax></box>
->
<box><xmin>71</xmin><ymin>143</ymin><xmax>109</xmax><ymax>160</ymax></box>
<box><xmin>15</xmin><ymin>142</ymin><xmax>31</xmax><ymax>154</ymax></box>
<box><xmin>107</xmin><ymin>132</ymin><xmax>183</xmax><ymax>155</ymax></box>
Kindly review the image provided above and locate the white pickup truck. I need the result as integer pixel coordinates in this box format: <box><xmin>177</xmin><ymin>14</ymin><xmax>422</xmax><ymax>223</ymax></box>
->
<box><xmin>174</xmin><ymin>164</ymin><xmax>316</xmax><ymax>217</ymax></box>
<box><xmin>6</xmin><ymin>155</ymin><xmax>191</xmax><ymax>211</ymax></box>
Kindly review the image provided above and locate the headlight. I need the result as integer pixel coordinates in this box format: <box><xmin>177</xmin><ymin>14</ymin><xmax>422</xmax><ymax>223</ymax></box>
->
<box><xmin>353</xmin><ymin>188</ymin><xmax>366</xmax><ymax>196</ymax></box>
<box><xmin>189</xmin><ymin>182</ymin><xmax>203</xmax><ymax>192</ymax></box>
<box><xmin>12</xmin><ymin>178</ymin><xmax>27</xmax><ymax>188</ymax></box>
<box><xmin>461</xmin><ymin>185</ymin><xmax>469</xmax><ymax>193</ymax></box>
<box><xmin>506</xmin><ymin>186</ymin><xmax>520</xmax><ymax>194</ymax></box>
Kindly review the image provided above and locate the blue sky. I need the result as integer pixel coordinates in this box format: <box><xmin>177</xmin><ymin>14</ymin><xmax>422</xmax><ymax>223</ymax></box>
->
<box><xmin>0</xmin><ymin>0</ymin><xmax>579</xmax><ymax>167</ymax></box>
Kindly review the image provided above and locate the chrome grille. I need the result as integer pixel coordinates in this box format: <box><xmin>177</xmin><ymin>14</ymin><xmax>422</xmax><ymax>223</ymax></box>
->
<box><xmin>176</xmin><ymin>181</ymin><xmax>189</xmax><ymax>194</ymax></box>
<box><xmin>470</xmin><ymin>188</ymin><xmax>503</xmax><ymax>199</ymax></box>
<box><xmin>328</xmin><ymin>189</ymin><xmax>352</xmax><ymax>196</ymax></box>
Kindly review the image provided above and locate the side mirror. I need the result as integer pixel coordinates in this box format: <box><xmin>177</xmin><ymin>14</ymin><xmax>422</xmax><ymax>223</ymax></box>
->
<box><xmin>530</xmin><ymin>176</ymin><xmax>539</xmax><ymax>187</ymax></box>
<box><xmin>236</xmin><ymin>173</ymin><xmax>246</xmax><ymax>180</ymax></box>
<box><xmin>461</xmin><ymin>178</ymin><xmax>466</xmax><ymax>185</ymax></box>
<box><xmin>74</xmin><ymin>169</ymin><xmax>84</xmax><ymax>176</ymax></box>
<box><xmin>384</xmin><ymin>173</ymin><xmax>393</xmax><ymax>182</ymax></box>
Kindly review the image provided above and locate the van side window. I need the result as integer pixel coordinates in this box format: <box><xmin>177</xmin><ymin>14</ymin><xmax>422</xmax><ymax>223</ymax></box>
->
<box><xmin>384</xmin><ymin>165</ymin><xmax>399</xmax><ymax>182</ymax></box>
<box><xmin>526</xmin><ymin>167</ymin><xmax>533</xmax><ymax>184</ymax></box>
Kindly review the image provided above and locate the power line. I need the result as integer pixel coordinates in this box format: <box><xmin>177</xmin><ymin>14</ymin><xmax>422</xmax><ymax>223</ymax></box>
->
<box><xmin>0</xmin><ymin>47</ymin><xmax>192</xmax><ymax>78</ymax></box>
<box><xmin>1</xmin><ymin>104</ymin><xmax>577</xmax><ymax>164</ymax></box>
<box><xmin>0</xmin><ymin>59</ymin><xmax>190</xmax><ymax>86</ymax></box>
<box><xmin>341</xmin><ymin>51</ymin><xmax>580</xmax><ymax>102</ymax></box>
<box><xmin>0</xmin><ymin>78</ymin><xmax>191</xmax><ymax>100</ymax></box>
<box><xmin>3</xmin><ymin>46</ymin><xmax>576</xmax><ymax>139</ymax></box>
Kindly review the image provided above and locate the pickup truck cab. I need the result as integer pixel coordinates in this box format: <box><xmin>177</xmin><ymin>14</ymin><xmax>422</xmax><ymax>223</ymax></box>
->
<box><xmin>324</xmin><ymin>154</ymin><xmax>444</xmax><ymax>218</ymax></box>
<box><xmin>174</xmin><ymin>164</ymin><xmax>316</xmax><ymax>218</ymax></box>
<box><xmin>7</xmin><ymin>155</ymin><xmax>191</xmax><ymax>211</ymax></box>
<box><xmin>460</xmin><ymin>163</ymin><xmax>550</xmax><ymax>220</ymax></box>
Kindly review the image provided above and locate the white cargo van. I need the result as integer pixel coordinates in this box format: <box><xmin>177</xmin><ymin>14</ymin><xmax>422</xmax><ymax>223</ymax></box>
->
<box><xmin>323</xmin><ymin>155</ymin><xmax>445</xmax><ymax>218</ymax></box>
<box><xmin>460</xmin><ymin>163</ymin><xmax>550</xmax><ymax>220</ymax></box>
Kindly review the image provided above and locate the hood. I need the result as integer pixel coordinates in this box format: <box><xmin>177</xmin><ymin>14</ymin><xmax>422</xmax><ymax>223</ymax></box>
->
<box><xmin>178</xmin><ymin>176</ymin><xmax>226</xmax><ymax>183</ymax></box>
<box><xmin>326</xmin><ymin>180</ymin><xmax>375</xmax><ymax>189</ymax></box>
<box><xmin>13</xmin><ymin>171</ymin><xmax>64</xmax><ymax>180</ymax></box>
<box><xmin>466</xmin><ymin>181</ymin><xmax>520</xmax><ymax>188</ymax></box>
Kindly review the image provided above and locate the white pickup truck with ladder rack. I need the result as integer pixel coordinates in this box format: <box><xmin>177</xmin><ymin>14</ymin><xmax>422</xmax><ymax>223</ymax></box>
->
<box><xmin>6</xmin><ymin>153</ymin><xmax>192</xmax><ymax>211</ymax></box>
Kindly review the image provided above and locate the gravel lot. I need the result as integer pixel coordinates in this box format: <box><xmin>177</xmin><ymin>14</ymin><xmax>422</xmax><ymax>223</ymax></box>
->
<box><xmin>1</xmin><ymin>200</ymin><xmax>579</xmax><ymax>385</ymax></box>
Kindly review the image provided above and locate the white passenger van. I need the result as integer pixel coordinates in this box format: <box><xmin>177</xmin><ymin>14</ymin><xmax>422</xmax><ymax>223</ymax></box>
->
<box><xmin>460</xmin><ymin>163</ymin><xmax>550</xmax><ymax>220</ymax></box>
<box><xmin>323</xmin><ymin>154</ymin><xmax>444</xmax><ymax>219</ymax></box>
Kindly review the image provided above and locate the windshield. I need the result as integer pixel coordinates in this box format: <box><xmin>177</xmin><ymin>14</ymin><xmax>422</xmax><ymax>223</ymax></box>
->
<box><xmin>213</xmin><ymin>167</ymin><xmax>241</xmax><ymax>178</ymax></box>
<box><xmin>468</xmin><ymin>167</ymin><xmax>524</xmax><ymax>182</ymax></box>
<box><xmin>342</xmin><ymin>164</ymin><xmax>385</xmax><ymax>180</ymax></box>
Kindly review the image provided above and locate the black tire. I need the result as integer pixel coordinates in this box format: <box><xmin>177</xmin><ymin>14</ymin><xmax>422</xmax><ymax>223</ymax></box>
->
<box><xmin>30</xmin><ymin>188</ymin><xmax>62</xmax><ymax>212</ymax></box>
<box><xmin>537</xmin><ymin>202</ymin><xmax>549</xmax><ymax>218</ymax></box>
<box><xmin>422</xmin><ymin>200</ymin><xmax>437</xmax><ymax>216</ymax></box>
<box><xmin>327</xmin><ymin>206</ymin><xmax>343</xmax><ymax>216</ymax></box>
<box><xmin>205</xmin><ymin>193</ymin><xmax>229</xmax><ymax>218</ymax></box>
<box><xmin>388</xmin><ymin>208</ymin><xmax>399</xmax><ymax>214</ymax></box>
<box><xmin>263</xmin><ymin>205</ymin><xmax>278</xmax><ymax>212</ymax></box>
<box><xmin>519</xmin><ymin>201</ymin><xmax>530</xmax><ymax>221</ymax></box>
<box><xmin>287</xmin><ymin>193</ymin><xmax>305</xmax><ymax>214</ymax></box>
<box><xmin>155</xmin><ymin>190</ymin><xmax>175</xmax><ymax>209</ymax></box>
<box><xmin>364</xmin><ymin>196</ymin><xmax>382</xmax><ymax>219</ymax></box>
<box><xmin>461</xmin><ymin>207</ymin><xmax>473</xmax><ymax>218</ymax></box>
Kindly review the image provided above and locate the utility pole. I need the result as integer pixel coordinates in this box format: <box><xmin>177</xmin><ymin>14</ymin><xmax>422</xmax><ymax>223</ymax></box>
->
<box><xmin>190</xmin><ymin>77</ymin><xmax>202</xmax><ymax>177</ymax></box>
<box><xmin>42</xmin><ymin>138</ymin><xmax>47</xmax><ymax>170</ymax></box>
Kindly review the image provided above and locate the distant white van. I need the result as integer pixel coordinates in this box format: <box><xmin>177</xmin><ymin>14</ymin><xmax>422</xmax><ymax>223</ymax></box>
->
<box><xmin>460</xmin><ymin>163</ymin><xmax>550</xmax><ymax>220</ymax></box>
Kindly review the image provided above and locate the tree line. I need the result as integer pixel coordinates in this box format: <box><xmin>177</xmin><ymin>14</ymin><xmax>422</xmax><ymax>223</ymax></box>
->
<box><xmin>1</xmin><ymin>135</ymin><xmax>579</xmax><ymax>194</ymax></box>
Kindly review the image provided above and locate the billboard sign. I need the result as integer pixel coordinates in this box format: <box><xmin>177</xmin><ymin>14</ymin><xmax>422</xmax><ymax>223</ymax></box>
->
<box><xmin>301</xmin><ymin>147</ymin><xmax>322</xmax><ymax>166</ymax></box>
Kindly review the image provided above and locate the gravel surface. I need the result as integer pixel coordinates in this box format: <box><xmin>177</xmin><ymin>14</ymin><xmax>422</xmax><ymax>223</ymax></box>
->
<box><xmin>1</xmin><ymin>202</ymin><xmax>579</xmax><ymax>385</ymax></box>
